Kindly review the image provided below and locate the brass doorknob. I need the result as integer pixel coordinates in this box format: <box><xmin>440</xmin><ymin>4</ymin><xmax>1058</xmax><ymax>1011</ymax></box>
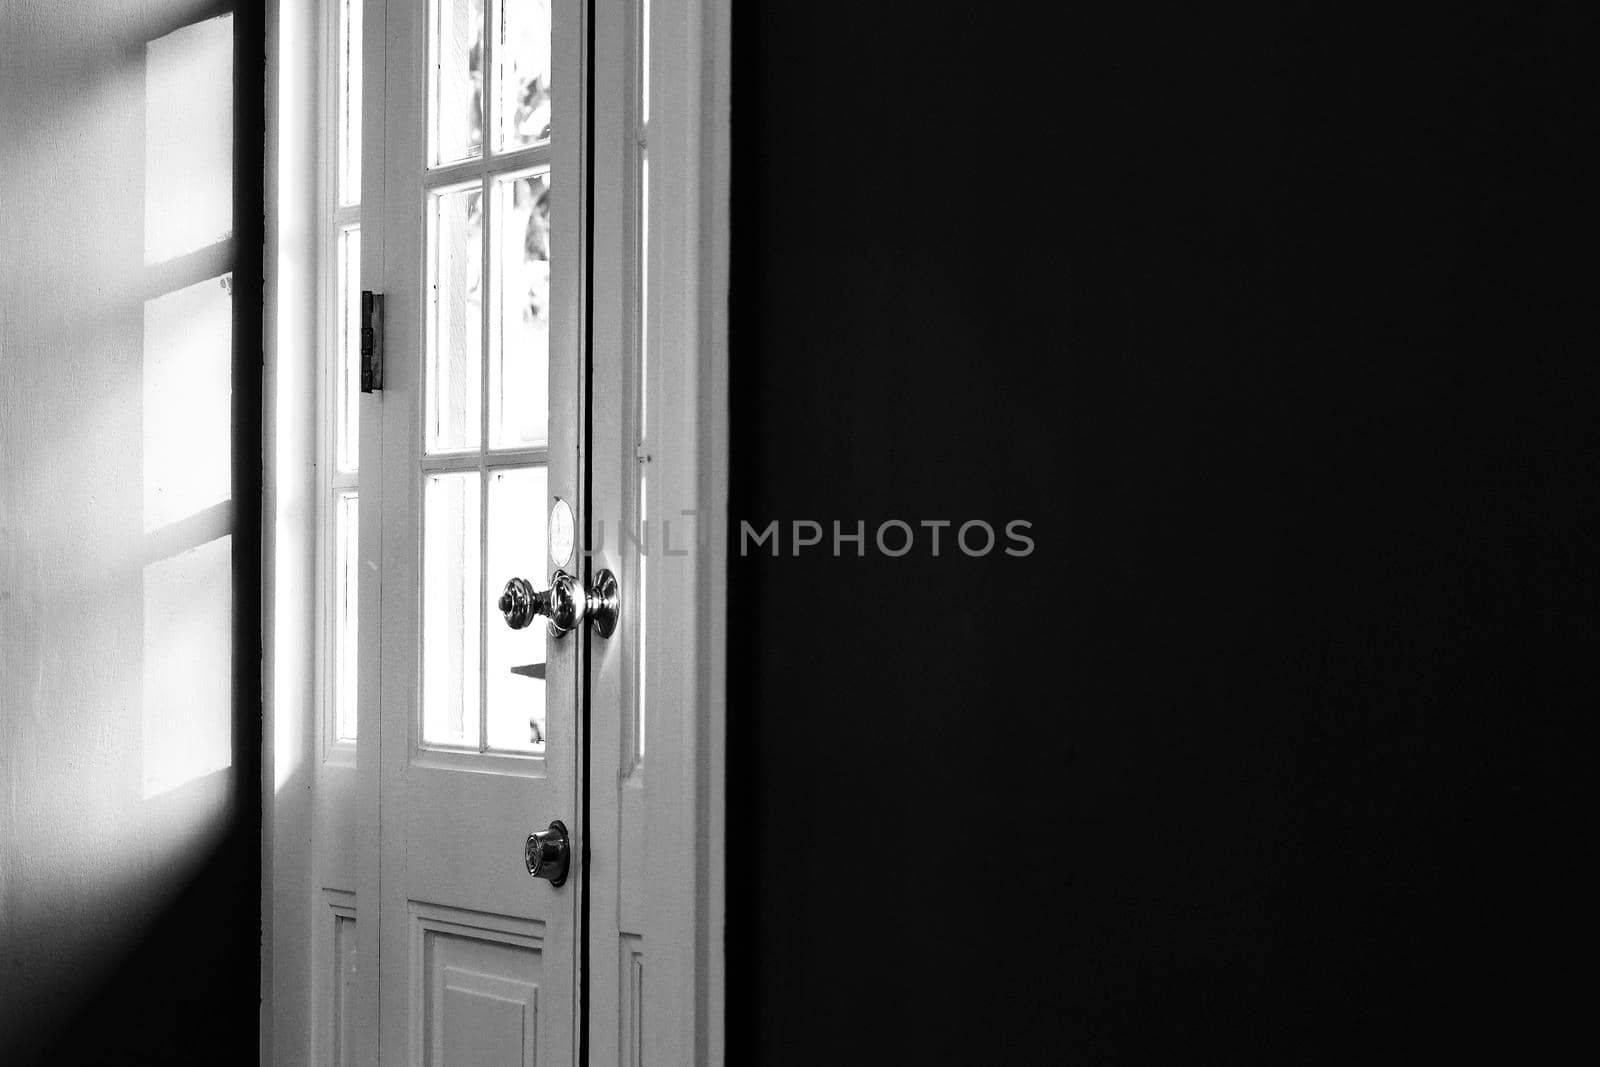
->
<box><xmin>525</xmin><ymin>820</ymin><xmax>571</xmax><ymax>886</ymax></box>
<box><xmin>498</xmin><ymin>569</ymin><xmax>619</xmax><ymax>638</ymax></box>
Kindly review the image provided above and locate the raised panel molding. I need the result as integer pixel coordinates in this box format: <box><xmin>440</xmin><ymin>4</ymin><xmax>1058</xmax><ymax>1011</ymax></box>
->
<box><xmin>439</xmin><ymin>965</ymin><xmax>538</xmax><ymax>1066</ymax></box>
<box><xmin>409</xmin><ymin>901</ymin><xmax>545</xmax><ymax>1067</ymax></box>
<box><xmin>319</xmin><ymin>890</ymin><xmax>358</xmax><ymax>1067</ymax></box>
<box><xmin>620</xmin><ymin>934</ymin><xmax>644</xmax><ymax>1067</ymax></box>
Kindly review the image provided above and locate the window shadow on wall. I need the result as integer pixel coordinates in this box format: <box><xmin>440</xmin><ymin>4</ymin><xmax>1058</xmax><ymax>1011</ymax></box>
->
<box><xmin>0</xmin><ymin>0</ymin><xmax>263</xmax><ymax>1061</ymax></box>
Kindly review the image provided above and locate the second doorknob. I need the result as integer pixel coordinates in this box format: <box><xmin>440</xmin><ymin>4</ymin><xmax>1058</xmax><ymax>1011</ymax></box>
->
<box><xmin>498</xmin><ymin>569</ymin><xmax>619</xmax><ymax>639</ymax></box>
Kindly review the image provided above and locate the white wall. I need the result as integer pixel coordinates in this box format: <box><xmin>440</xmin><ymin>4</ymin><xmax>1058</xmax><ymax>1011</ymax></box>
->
<box><xmin>0</xmin><ymin>0</ymin><xmax>257</xmax><ymax>1057</ymax></box>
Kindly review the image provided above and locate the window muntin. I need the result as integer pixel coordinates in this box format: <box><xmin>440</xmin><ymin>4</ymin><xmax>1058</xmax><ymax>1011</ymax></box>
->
<box><xmin>324</xmin><ymin>0</ymin><xmax>362</xmax><ymax>747</ymax></box>
<box><xmin>418</xmin><ymin>0</ymin><xmax>553</xmax><ymax>757</ymax></box>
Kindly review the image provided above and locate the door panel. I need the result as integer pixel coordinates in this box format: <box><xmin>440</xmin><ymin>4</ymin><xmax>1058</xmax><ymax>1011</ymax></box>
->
<box><xmin>361</xmin><ymin>0</ymin><xmax>583</xmax><ymax>1063</ymax></box>
<box><xmin>414</xmin><ymin>903</ymin><xmax>544</xmax><ymax>1067</ymax></box>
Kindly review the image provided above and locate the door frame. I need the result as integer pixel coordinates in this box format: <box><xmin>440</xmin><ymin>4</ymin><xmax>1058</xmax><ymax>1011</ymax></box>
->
<box><xmin>627</xmin><ymin>0</ymin><xmax>729</xmax><ymax>1059</ymax></box>
<box><xmin>261</xmin><ymin>0</ymin><xmax>729</xmax><ymax>1060</ymax></box>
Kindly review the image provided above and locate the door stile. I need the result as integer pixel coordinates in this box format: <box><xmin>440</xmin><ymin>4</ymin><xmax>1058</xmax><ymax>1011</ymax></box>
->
<box><xmin>353</xmin><ymin>0</ymin><xmax>388</xmax><ymax>1063</ymax></box>
<box><xmin>369</xmin><ymin>0</ymin><xmax>418</xmax><ymax>1058</ymax></box>
<box><xmin>638</xmin><ymin>0</ymin><xmax>730</xmax><ymax>1060</ymax></box>
<box><xmin>549</xmin><ymin>0</ymin><xmax>591</xmax><ymax>1061</ymax></box>
<box><xmin>584</xmin><ymin>0</ymin><xmax>639</xmax><ymax>1061</ymax></box>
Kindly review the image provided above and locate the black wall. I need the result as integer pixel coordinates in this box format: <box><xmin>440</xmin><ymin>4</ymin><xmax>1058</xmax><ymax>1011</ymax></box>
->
<box><xmin>728</xmin><ymin>2</ymin><xmax>1595</xmax><ymax>1061</ymax></box>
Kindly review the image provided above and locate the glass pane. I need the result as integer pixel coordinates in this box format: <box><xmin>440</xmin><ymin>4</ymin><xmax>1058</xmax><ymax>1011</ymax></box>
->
<box><xmin>337</xmin><ymin>226</ymin><xmax>361</xmax><ymax>470</ymax></box>
<box><xmin>430</xmin><ymin>0</ymin><xmax>485</xmax><ymax>166</ymax></box>
<box><xmin>486</xmin><ymin>467</ymin><xmax>548</xmax><ymax>752</ymax></box>
<box><xmin>495</xmin><ymin>0</ymin><xmax>551</xmax><ymax>150</ymax></box>
<box><xmin>489</xmin><ymin>169</ymin><xmax>550</xmax><ymax>448</ymax></box>
<box><xmin>339</xmin><ymin>0</ymin><xmax>362</xmax><ymax>205</ymax></box>
<box><xmin>426</xmin><ymin>184</ymin><xmax>484</xmax><ymax>453</ymax></box>
<box><xmin>333</xmin><ymin>493</ymin><xmax>359</xmax><ymax>741</ymax></box>
<box><xmin>423</xmin><ymin>472</ymin><xmax>482</xmax><ymax>748</ymax></box>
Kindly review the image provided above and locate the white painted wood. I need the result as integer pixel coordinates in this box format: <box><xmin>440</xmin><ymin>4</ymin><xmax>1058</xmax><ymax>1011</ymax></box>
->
<box><xmin>581</xmin><ymin>0</ymin><xmax>637</xmax><ymax>1056</ymax></box>
<box><xmin>587</xmin><ymin>0</ymin><xmax>729</xmax><ymax>1062</ymax></box>
<box><xmin>314</xmin><ymin>2</ymin><xmax>367</xmax><ymax>1064</ymax></box>
<box><xmin>352</xmin><ymin>0</ymin><xmax>389</xmax><ymax>1060</ymax></box>
<box><xmin>313</xmin><ymin>889</ymin><xmax>359</xmax><ymax>1066</ymax></box>
<box><xmin>264</xmin><ymin>0</ymin><xmax>320</xmax><ymax>1062</ymax></box>
<box><xmin>702</xmin><ymin>3</ymin><xmax>732</xmax><ymax>1053</ymax></box>
<box><xmin>360</xmin><ymin>1</ymin><xmax>585</xmax><ymax>1064</ymax></box>
<box><xmin>648</xmin><ymin>0</ymin><xmax>730</xmax><ymax>1058</ymax></box>
<box><xmin>411</xmin><ymin>902</ymin><xmax>547</xmax><ymax>1066</ymax></box>
<box><xmin>267</xmin><ymin>1</ymin><xmax>376</xmax><ymax>1061</ymax></box>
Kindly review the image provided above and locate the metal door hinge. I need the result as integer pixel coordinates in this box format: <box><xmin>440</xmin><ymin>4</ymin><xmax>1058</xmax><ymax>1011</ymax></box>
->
<box><xmin>360</xmin><ymin>290</ymin><xmax>384</xmax><ymax>393</ymax></box>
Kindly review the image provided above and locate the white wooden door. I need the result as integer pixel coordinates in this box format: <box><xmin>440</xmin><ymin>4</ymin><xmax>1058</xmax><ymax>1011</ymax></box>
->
<box><xmin>348</xmin><ymin>1</ymin><xmax>724</xmax><ymax>1063</ymax></box>
<box><xmin>358</xmin><ymin>1</ymin><xmax>584</xmax><ymax>1063</ymax></box>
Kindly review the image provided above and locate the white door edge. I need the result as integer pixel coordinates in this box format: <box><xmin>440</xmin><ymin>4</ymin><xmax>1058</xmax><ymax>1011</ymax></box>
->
<box><xmin>638</xmin><ymin>0</ymin><xmax>730</xmax><ymax>1060</ymax></box>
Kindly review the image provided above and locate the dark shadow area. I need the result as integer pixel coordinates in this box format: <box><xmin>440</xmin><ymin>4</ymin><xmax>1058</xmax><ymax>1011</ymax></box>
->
<box><xmin>729</xmin><ymin>1</ymin><xmax>1595</xmax><ymax>1062</ymax></box>
<box><xmin>11</xmin><ymin>836</ymin><xmax>260</xmax><ymax>1064</ymax></box>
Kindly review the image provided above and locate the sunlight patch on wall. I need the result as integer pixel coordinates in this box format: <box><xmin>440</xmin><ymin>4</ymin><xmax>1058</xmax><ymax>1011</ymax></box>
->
<box><xmin>142</xmin><ymin>534</ymin><xmax>234</xmax><ymax>798</ymax></box>
<box><xmin>144</xmin><ymin>15</ymin><xmax>234</xmax><ymax>266</ymax></box>
<box><xmin>143</xmin><ymin>274</ymin><xmax>233</xmax><ymax>532</ymax></box>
